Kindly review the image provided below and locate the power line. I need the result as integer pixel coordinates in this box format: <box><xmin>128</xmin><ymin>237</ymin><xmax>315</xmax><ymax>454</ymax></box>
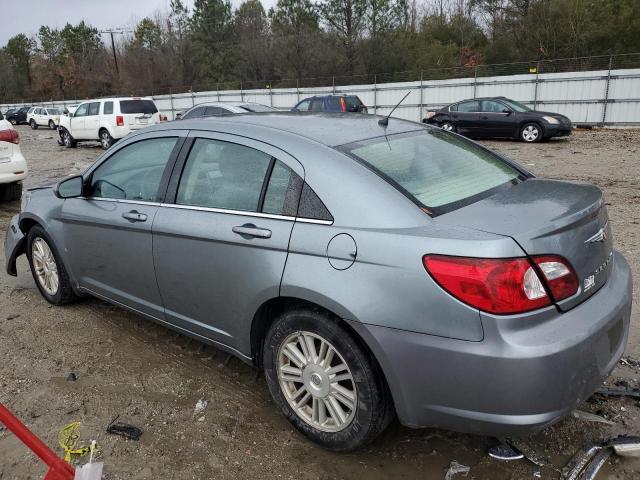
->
<box><xmin>100</xmin><ymin>29</ymin><xmax>133</xmax><ymax>75</ymax></box>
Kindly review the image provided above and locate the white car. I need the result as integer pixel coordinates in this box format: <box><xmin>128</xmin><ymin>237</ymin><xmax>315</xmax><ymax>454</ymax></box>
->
<box><xmin>58</xmin><ymin>97</ymin><xmax>164</xmax><ymax>149</ymax></box>
<box><xmin>27</xmin><ymin>106</ymin><xmax>62</xmax><ymax>129</ymax></box>
<box><xmin>177</xmin><ymin>101</ymin><xmax>278</xmax><ymax>119</ymax></box>
<box><xmin>0</xmin><ymin>114</ymin><xmax>27</xmax><ymax>201</ymax></box>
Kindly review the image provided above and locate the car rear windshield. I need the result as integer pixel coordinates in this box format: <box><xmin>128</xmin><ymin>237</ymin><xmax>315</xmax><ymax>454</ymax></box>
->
<box><xmin>238</xmin><ymin>104</ymin><xmax>276</xmax><ymax>113</ymax></box>
<box><xmin>341</xmin><ymin>130</ymin><xmax>523</xmax><ymax>215</ymax></box>
<box><xmin>119</xmin><ymin>100</ymin><xmax>158</xmax><ymax>115</ymax></box>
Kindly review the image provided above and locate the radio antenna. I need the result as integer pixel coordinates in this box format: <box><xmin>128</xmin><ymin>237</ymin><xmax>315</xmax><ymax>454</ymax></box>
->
<box><xmin>378</xmin><ymin>91</ymin><xmax>411</xmax><ymax>127</ymax></box>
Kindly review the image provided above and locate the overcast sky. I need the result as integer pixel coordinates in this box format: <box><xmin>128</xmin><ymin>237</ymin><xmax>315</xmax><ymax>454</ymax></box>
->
<box><xmin>1</xmin><ymin>0</ymin><xmax>277</xmax><ymax>46</ymax></box>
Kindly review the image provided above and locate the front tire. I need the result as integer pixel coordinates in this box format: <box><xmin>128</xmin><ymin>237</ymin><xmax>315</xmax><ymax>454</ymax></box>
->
<box><xmin>61</xmin><ymin>129</ymin><xmax>77</xmax><ymax>148</ymax></box>
<box><xmin>440</xmin><ymin>121</ymin><xmax>456</xmax><ymax>132</ymax></box>
<box><xmin>99</xmin><ymin>129</ymin><xmax>114</xmax><ymax>150</ymax></box>
<box><xmin>27</xmin><ymin>226</ymin><xmax>77</xmax><ymax>305</ymax></box>
<box><xmin>520</xmin><ymin>122</ymin><xmax>542</xmax><ymax>142</ymax></box>
<box><xmin>263</xmin><ymin>308</ymin><xmax>393</xmax><ymax>451</ymax></box>
<box><xmin>49</xmin><ymin>120</ymin><xmax>56</xmax><ymax>129</ymax></box>
<box><xmin>30</xmin><ymin>119</ymin><xmax>38</xmax><ymax>130</ymax></box>
<box><xmin>9</xmin><ymin>118</ymin><xmax>17</xmax><ymax>125</ymax></box>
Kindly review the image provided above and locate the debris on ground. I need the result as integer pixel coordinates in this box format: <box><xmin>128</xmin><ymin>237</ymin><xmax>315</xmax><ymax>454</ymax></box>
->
<box><xmin>444</xmin><ymin>460</ymin><xmax>470</xmax><ymax>479</ymax></box>
<box><xmin>561</xmin><ymin>436</ymin><xmax>640</xmax><ymax>480</ymax></box>
<box><xmin>194</xmin><ymin>399</ymin><xmax>208</xmax><ymax>416</ymax></box>
<box><xmin>595</xmin><ymin>384</ymin><xmax>640</xmax><ymax>400</ymax></box>
<box><xmin>5</xmin><ymin>314</ymin><xmax>20</xmax><ymax>320</ymax></box>
<box><xmin>66</xmin><ymin>372</ymin><xmax>78</xmax><ymax>382</ymax></box>
<box><xmin>59</xmin><ymin>422</ymin><xmax>91</xmax><ymax>462</ymax></box>
<box><xmin>571</xmin><ymin>409</ymin><xmax>615</xmax><ymax>425</ymax></box>
<box><xmin>488</xmin><ymin>444</ymin><xmax>524</xmax><ymax>461</ymax></box>
<box><xmin>74</xmin><ymin>440</ymin><xmax>103</xmax><ymax>480</ymax></box>
<box><xmin>106</xmin><ymin>415</ymin><xmax>143</xmax><ymax>441</ymax></box>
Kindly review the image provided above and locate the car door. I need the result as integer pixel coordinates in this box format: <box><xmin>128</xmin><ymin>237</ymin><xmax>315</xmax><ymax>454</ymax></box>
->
<box><xmin>450</xmin><ymin>100</ymin><xmax>481</xmax><ymax>134</ymax></box>
<box><xmin>152</xmin><ymin>132</ymin><xmax>304</xmax><ymax>353</ymax></box>
<box><xmin>84</xmin><ymin>102</ymin><xmax>101</xmax><ymax>139</ymax></box>
<box><xmin>478</xmin><ymin>99</ymin><xmax>518</xmax><ymax>137</ymax></box>
<box><xmin>60</xmin><ymin>132</ymin><xmax>186</xmax><ymax>318</ymax></box>
<box><xmin>70</xmin><ymin>103</ymin><xmax>88</xmax><ymax>139</ymax></box>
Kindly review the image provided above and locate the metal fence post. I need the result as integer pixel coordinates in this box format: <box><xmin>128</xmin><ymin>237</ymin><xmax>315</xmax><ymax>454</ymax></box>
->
<box><xmin>473</xmin><ymin>66</ymin><xmax>478</xmax><ymax>98</ymax></box>
<box><xmin>419</xmin><ymin>71</ymin><xmax>424</xmax><ymax>122</ymax></box>
<box><xmin>533</xmin><ymin>61</ymin><xmax>540</xmax><ymax>110</ymax></box>
<box><xmin>190</xmin><ymin>87</ymin><xmax>195</xmax><ymax>107</ymax></box>
<box><xmin>332</xmin><ymin>76</ymin><xmax>336</xmax><ymax>95</ymax></box>
<box><xmin>240</xmin><ymin>81</ymin><xmax>244</xmax><ymax>102</ymax></box>
<box><xmin>601</xmin><ymin>55</ymin><xmax>613</xmax><ymax>127</ymax></box>
<box><xmin>296</xmin><ymin>79</ymin><xmax>300</xmax><ymax>102</ymax></box>
<box><xmin>217</xmin><ymin>83</ymin><xmax>221</xmax><ymax>102</ymax></box>
<box><xmin>373</xmin><ymin>75</ymin><xmax>377</xmax><ymax>115</ymax></box>
<box><xmin>269</xmin><ymin>82</ymin><xmax>273</xmax><ymax>107</ymax></box>
<box><xmin>169</xmin><ymin>88</ymin><xmax>175</xmax><ymax>120</ymax></box>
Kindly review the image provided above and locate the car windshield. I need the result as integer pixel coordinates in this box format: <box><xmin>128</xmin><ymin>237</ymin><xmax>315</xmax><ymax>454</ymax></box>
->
<box><xmin>502</xmin><ymin>99</ymin><xmax>531</xmax><ymax>112</ymax></box>
<box><xmin>120</xmin><ymin>100</ymin><xmax>158</xmax><ymax>114</ymax></box>
<box><xmin>342</xmin><ymin>130</ymin><xmax>522</xmax><ymax>215</ymax></box>
<box><xmin>238</xmin><ymin>104</ymin><xmax>276</xmax><ymax>113</ymax></box>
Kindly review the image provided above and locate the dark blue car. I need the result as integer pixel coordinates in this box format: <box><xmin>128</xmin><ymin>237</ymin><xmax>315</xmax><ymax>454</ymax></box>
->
<box><xmin>292</xmin><ymin>95</ymin><xmax>367</xmax><ymax>114</ymax></box>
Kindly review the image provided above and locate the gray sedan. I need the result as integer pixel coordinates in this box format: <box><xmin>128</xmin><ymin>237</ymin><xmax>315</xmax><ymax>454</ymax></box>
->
<box><xmin>4</xmin><ymin>113</ymin><xmax>632</xmax><ymax>451</ymax></box>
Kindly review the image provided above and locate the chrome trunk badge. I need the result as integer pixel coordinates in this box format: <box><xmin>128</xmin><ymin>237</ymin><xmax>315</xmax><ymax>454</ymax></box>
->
<box><xmin>585</xmin><ymin>223</ymin><xmax>608</xmax><ymax>244</ymax></box>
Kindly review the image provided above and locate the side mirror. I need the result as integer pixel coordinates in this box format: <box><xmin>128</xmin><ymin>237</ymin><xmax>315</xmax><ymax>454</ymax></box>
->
<box><xmin>55</xmin><ymin>175</ymin><xmax>84</xmax><ymax>199</ymax></box>
<box><xmin>502</xmin><ymin>109</ymin><xmax>512</xmax><ymax>115</ymax></box>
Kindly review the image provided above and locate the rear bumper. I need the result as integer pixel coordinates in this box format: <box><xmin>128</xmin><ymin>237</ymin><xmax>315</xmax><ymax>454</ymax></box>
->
<box><xmin>4</xmin><ymin>214</ymin><xmax>25</xmax><ymax>276</ymax></box>
<box><xmin>351</xmin><ymin>251</ymin><xmax>632</xmax><ymax>436</ymax></box>
<box><xmin>0</xmin><ymin>154</ymin><xmax>28</xmax><ymax>184</ymax></box>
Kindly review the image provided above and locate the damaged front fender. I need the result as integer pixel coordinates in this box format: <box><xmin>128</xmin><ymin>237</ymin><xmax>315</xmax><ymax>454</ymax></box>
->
<box><xmin>4</xmin><ymin>214</ymin><xmax>26</xmax><ymax>276</ymax></box>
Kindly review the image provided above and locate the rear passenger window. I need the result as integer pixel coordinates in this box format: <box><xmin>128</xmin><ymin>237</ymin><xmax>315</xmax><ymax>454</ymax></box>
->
<box><xmin>103</xmin><ymin>102</ymin><xmax>114</xmax><ymax>115</ymax></box>
<box><xmin>176</xmin><ymin>139</ymin><xmax>271</xmax><ymax>212</ymax></box>
<box><xmin>182</xmin><ymin>106</ymin><xmax>205</xmax><ymax>119</ymax></box>
<box><xmin>262</xmin><ymin>161</ymin><xmax>301</xmax><ymax>216</ymax></box>
<box><xmin>88</xmin><ymin>102</ymin><xmax>100</xmax><ymax>116</ymax></box>
<box><xmin>204</xmin><ymin>106</ymin><xmax>228</xmax><ymax>116</ymax></box>
<box><xmin>298</xmin><ymin>183</ymin><xmax>333</xmax><ymax>222</ymax></box>
<box><xmin>457</xmin><ymin>101</ymin><xmax>480</xmax><ymax>112</ymax></box>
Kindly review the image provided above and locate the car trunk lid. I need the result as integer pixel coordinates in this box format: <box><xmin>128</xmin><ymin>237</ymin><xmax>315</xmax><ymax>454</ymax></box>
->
<box><xmin>436</xmin><ymin>178</ymin><xmax>613</xmax><ymax>311</ymax></box>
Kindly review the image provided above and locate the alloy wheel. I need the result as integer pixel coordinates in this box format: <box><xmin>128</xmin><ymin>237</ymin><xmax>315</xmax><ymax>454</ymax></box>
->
<box><xmin>63</xmin><ymin>131</ymin><xmax>72</xmax><ymax>147</ymax></box>
<box><xmin>277</xmin><ymin>331</ymin><xmax>357</xmax><ymax>432</ymax></box>
<box><xmin>32</xmin><ymin>237</ymin><xmax>59</xmax><ymax>296</ymax></box>
<box><xmin>100</xmin><ymin>132</ymin><xmax>111</xmax><ymax>149</ymax></box>
<box><xmin>522</xmin><ymin>125</ymin><xmax>539</xmax><ymax>142</ymax></box>
<box><xmin>441</xmin><ymin>122</ymin><xmax>454</xmax><ymax>131</ymax></box>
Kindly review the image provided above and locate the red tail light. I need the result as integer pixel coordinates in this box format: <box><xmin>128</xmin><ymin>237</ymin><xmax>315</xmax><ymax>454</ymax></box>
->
<box><xmin>423</xmin><ymin>254</ymin><xmax>578</xmax><ymax>315</ymax></box>
<box><xmin>116</xmin><ymin>115</ymin><xmax>124</xmax><ymax>126</ymax></box>
<box><xmin>340</xmin><ymin>97</ymin><xmax>346</xmax><ymax>112</ymax></box>
<box><xmin>159</xmin><ymin>114</ymin><xmax>168</xmax><ymax>122</ymax></box>
<box><xmin>0</xmin><ymin>129</ymin><xmax>19</xmax><ymax>144</ymax></box>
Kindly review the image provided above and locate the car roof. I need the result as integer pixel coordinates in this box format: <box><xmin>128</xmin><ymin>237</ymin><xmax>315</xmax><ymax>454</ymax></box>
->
<box><xmin>158</xmin><ymin>112</ymin><xmax>423</xmax><ymax>147</ymax></box>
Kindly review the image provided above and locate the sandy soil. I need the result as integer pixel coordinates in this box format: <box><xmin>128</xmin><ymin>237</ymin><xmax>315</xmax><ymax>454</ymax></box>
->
<box><xmin>1</xmin><ymin>127</ymin><xmax>639</xmax><ymax>479</ymax></box>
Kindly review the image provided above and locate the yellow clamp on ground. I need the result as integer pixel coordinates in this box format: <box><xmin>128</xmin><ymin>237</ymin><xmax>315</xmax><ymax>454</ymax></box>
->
<box><xmin>59</xmin><ymin>422</ymin><xmax>92</xmax><ymax>463</ymax></box>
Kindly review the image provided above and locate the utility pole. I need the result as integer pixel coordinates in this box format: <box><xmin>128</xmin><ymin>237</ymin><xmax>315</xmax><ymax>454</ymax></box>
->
<box><xmin>100</xmin><ymin>29</ymin><xmax>131</xmax><ymax>76</ymax></box>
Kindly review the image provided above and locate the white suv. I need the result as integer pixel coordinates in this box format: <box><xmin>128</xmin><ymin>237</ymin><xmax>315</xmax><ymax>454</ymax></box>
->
<box><xmin>58</xmin><ymin>97</ymin><xmax>163</xmax><ymax>149</ymax></box>
<box><xmin>27</xmin><ymin>106</ymin><xmax>62</xmax><ymax>129</ymax></box>
<box><xmin>0</xmin><ymin>113</ymin><xmax>28</xmax><ymax>201</ymax></box>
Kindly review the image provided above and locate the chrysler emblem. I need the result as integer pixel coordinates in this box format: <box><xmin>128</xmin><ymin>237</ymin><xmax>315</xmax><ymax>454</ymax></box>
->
<box><xmin>584</xmin><ymin>224</ymin><xmax>608</xmax><ymax>244</ymax></box>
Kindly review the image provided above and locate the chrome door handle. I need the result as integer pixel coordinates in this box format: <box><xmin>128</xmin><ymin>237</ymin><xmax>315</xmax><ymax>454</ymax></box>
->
<box><xmin>481</xmin><ymin>116</ymin><xmax>489</xmax><ymax>120</ymax></box>
<box><xmin>122</xmin><ymin>210</ymin><xmax>147</xmax><ymax>222</ymax></box>
<box><xmin>232</xmin><ymin>224</ymin><xmax>272</xmax><ymax>239</ymax></box>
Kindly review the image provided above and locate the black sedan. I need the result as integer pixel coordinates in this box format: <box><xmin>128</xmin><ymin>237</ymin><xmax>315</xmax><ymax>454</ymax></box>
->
<box><xmin>423</xmin><ymin>97</ymin><xmax>572</xmax><ymax>143</ymax></box>
<box><xmin>5</xmin><ymin>106</ymin><xmax>31</xmax><ymax>126</ymax></box>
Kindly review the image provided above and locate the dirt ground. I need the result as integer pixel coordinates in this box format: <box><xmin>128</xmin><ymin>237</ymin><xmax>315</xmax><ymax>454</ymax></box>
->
<box><xmin>1</xmin><ymin>126</ymin><xmax>639</xmax><ymax>479</ymax></box>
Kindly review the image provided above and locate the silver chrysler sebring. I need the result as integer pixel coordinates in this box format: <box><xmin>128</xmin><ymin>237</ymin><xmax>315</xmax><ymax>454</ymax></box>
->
<box><xmin>4</xmin><ymin>113</ymin><xmax>632</xmax><ymax>451</ymax></box>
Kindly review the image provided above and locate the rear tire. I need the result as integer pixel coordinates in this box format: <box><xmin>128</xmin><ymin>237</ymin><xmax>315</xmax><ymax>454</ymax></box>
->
<box><xmin>520</xmin><ymin>122</ymin><xmax>542</xmax><ymax>143</ymax></box>
<box><xmin>0</xmin><ymin>182</ymin><xmax>22</xmax><ymax>202</ymax></box>
<box><xmin>30</xmin><ymin>119</ymin><xmax>38</xmax><ymax>130</ymax></box>
<box><xmin>9</xmin><ymin>118</ymin><xmax>16</xmax><ymax>125</ymax></box>
<box><xmin>99</xmin><ymin>129</ymin><xmax>114</xmax><ymax>150</ymax></box>
<box><xmin>263</xmin><ymin>308</ymin><xmax>394</xmax><ymax>451</ymax></box>
<box><xmin>26</xmin><ymin>226</ymin><xmax>77</xmax><ymax>305</ymax></box>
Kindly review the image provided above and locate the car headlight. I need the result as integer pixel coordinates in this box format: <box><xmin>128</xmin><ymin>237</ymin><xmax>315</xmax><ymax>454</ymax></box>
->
<box><xmin>542</xmin><ymin>116</ymin><xmax>559</xmax><ymax>124</ymax></box>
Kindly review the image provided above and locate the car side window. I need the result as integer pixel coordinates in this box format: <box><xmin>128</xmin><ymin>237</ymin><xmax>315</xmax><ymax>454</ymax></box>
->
<box><xmin>74</xmin><ymin>104</ymin><xmax>88</xmax><ymax>117</ymax></box>
<box><xmin>176</xmin><ymin>139</ymin><xmax>272</xmax><ymax>212</ymax></box>
<box><xmin>481</xmin><ymin>100</ymin><xmax>508</xmax><ymax>113</ymax></box>
<box><xmin>310</xmin><ymin>99</ymin><xmax>324</xmax><ymax>112</ymax></box>
<box><xmin>182</xmin><ymin>106</ymin><xmax>205</xmax><ymax>119</ymax></box>
<box><xmin>88</xmin><ymin>102</ymin><xmax>100</xmax><ymax>116</ymax></box>
<box><xmin>204</xmin><ymin>106</ymin><xmax>229</xmax><ymax>116</ymax></box>
<box><xmin>295</xmin><ymin>100</ymin><xmax>311</xmax><ymax>112</ymax></box>
<box><xmin>103</xmin><ymin>101</ymin><xmax>114</xmax><ymax>115</ymax></box>
<box><xmin>457</xmin><ymin>101</ymin><xmax>480</xmax><ymax>112</ymax></box>
<box><xmin>298</xmin><ymin>183</ymin><xmax>333</xmax><ymax>222</ymax></box>
<box><xmin>262</xmin><ymin>161</ymin><xmax>302</xmax><ymax>216</ymax></box>
<box><xmin>89</xmin><ymin>137</ymin><xmax>179</xmax><ymax>201</ymax></box>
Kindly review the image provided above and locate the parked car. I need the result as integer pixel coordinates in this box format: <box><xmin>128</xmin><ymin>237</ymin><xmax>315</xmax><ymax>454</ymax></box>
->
<box><xmin>5</xmin><ymin>114</ymin><xmax>631</xmax><ymax>451</ymax></box>
<box><xmin>178</xmin><ymin>101</ymin><xmax>278</xmax><ymax>120</ymax></box>
<box><xmin>423</xmin><ymin>96</ymin><xmax>572</xmax><ymax>142</ymax></box>
<box><xmin>27</xmin><ymin>106</ymin><xmax>62</xmax><ymax>130</ymax></box>
<box><xmin>0</xmin><ymin>112</ymin><xmax>27</xmax><ymax>201</ymax></box>
<box><xmin>5</xmin><ymin>106</ymin><xmax>31</xmax><ymax>126</ymax></box>
<box><xmin>57</xmin><ymin>97</ymin><xmax>162</xmax><ymax>150</ymax></box>
<box><xmin>292</xmin><ymin>95</ymin><xmax>367</xmax><ymax>113</ymax></box>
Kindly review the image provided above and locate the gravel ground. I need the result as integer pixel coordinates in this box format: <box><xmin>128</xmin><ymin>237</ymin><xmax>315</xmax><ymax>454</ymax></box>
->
<box><xmin>1</xmin><ymin>126</ymin><xmax>639</xmax><ymax>479</ymax></box>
